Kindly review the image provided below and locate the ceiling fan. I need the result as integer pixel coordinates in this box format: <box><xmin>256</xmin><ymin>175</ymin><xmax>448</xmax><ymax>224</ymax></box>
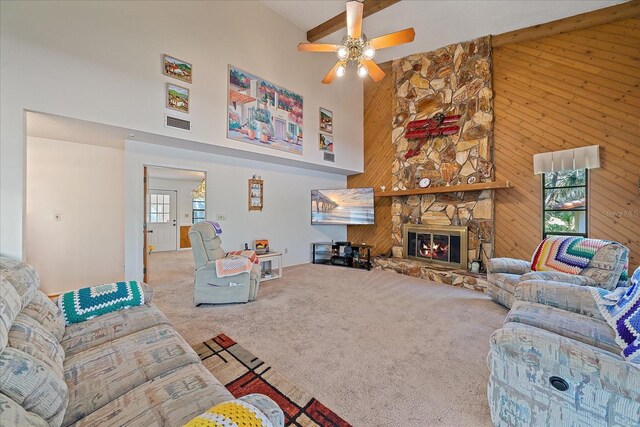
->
<box><xmin>297</xmin><ymin>0</ymin><xmax>415</xmax><ymax>84</ymax></box>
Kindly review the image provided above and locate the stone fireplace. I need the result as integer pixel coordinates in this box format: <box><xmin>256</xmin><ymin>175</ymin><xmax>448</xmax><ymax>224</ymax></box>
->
<box><xmin>403</xmin><ymin>224</ymin><xmax>468</xmax><ymax>269</ymax></box>
<box><xmin>389</xmin><ymin>36</ymin><xmax>495</xmax><ymax>270</ymax></box>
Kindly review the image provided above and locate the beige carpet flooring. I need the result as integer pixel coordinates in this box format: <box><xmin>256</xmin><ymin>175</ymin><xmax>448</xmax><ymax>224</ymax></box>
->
<box><xmin>148</xmin><ymin>250</ymin><xmax>507</xmax><ymax>427</ymax></box>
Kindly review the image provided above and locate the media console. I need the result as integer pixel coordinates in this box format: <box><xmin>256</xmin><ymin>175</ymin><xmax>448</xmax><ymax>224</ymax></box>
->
<box><xmin>312</xmin><ymin>242</ymin><xmax>372</xmax><ymax>271</ymax></box>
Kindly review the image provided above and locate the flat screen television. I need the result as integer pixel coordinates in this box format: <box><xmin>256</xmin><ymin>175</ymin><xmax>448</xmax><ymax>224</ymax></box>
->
<box><xmin>311</xmin><ymin>188</ymin><xmax>375</xmax><ymax>225</ymax></box>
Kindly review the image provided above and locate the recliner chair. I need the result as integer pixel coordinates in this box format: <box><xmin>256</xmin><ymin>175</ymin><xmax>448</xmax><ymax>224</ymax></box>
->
<box><xmin>188</xmin><ymin>222</ymin><xmax>260</xmax><ymax>306</ymax></box>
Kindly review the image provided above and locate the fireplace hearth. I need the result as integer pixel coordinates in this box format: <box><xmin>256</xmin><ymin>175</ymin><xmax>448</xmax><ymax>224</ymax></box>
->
<box><xmin>403</xmin><ymin>224</ymin><xmax>468</xmax><ymax>269</ymax></box>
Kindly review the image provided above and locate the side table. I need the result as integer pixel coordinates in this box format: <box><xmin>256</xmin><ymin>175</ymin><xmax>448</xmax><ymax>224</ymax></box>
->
<box><xmin>256</xmin><ymin>251</ymin><xmax>282</xmax><ymax>281</ymax></box>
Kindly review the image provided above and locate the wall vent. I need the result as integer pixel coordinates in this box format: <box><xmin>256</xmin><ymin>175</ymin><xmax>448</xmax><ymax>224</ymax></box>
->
<box><xmin>323</xmin><ymin>152</ymin><xmax>335</xmax><ymax>162</ymax></box>
<box><xmin>165</xmin><ymin>115</ymin><xmax>191</xmax><ymax>131</ymax></box>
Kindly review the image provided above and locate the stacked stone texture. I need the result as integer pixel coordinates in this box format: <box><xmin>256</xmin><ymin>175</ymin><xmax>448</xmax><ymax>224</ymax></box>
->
<box><xmin>390</xmin><ymin>36</ymin><xmax>494</xmax><ymax>266</ymax></box>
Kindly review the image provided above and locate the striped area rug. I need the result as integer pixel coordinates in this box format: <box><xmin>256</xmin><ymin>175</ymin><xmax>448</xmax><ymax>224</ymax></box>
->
<box><xmin>193</xmin><ymin>334</ymin><xmax>352</xmax><ymax>427</ymax></box>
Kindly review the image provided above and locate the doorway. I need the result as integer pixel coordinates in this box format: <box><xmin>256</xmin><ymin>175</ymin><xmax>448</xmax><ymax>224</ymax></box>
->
<box><xmin>144</xmin><ymin>166</ymin><xmax>206</xmax><ymax>283</ymax></box>
<box><xmin>147</xmin><ymin>189</ymin><xmax>177</xmax><ymax>251</ymax></box>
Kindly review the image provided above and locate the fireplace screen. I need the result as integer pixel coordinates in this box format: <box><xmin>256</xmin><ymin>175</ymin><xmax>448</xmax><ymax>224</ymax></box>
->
<box><xmin>404</xmin><ymin>225</ymin><xmax>467</xmax><ymax>269</ymax></box>
<box><xmin>414</xmin><ymin>233</ymin><xmax>458</xmax><ymax>263</ymax></box>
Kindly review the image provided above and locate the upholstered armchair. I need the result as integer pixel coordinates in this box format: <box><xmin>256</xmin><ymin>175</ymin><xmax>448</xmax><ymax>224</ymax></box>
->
<box><xmin>487</xmin><ymin>239</ymin><xmax>629</xmax><ymax>308</ymax></box>
<box><xmin>488</xmin><ymin>276</ymin><xmax>640</xmax><ymax>426</ymax></box>
<box><xmin>188</xmin><ymin>222</ymin><xmax>261</xmax><ymax>306</ymax></box>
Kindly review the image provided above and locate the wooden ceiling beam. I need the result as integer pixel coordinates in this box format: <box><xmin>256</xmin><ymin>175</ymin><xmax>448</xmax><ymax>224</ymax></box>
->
<box><xmin>492</xmin><ymin>0</ymin><xmax>640</xmax><ymax>47</ymax></box>
<box><xmin>306</xmin><ymin>0</ymin><xmax>401</xmax><ymax>43</ymax></box>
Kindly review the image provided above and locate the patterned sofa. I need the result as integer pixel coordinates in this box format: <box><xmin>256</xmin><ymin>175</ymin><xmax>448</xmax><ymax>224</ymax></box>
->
<box><xmin>487</xmin><ymin>278</ymin><xmax>640</xmax><ymax>426</ymax></box>
<box><xmin>487</xmin><ymin>240</ymin><xmax>629</xmax><ymax>308</ymax></box>
<box><xmin>0</xmin><ymin>257</ymin><xmax>284</xmax><ymax>426</ymax></box>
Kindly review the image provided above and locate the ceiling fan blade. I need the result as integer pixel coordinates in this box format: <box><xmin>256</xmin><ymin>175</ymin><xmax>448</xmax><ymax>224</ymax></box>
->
<box><xmin>297</xmin><ymin>43</ymin><xmax>339</xmax><ymax>52</ymax></box>
<box><xmin>346</xmin><ymin>0</ymin><xmax>363</xmax><ymax>39</ymax></box>
<box><xmin>362</xmin><ymin>59</ymin><xmax>385</xmax><ymax>82</ymax></box>
<box><xmin>322</xmin><ymin>61</ymin><xmax>342</xmax><ymax>85</ymax></box>
<box><xmin>369</xmin><ymin>28</ymin><xmax>415</xmax><ymax>50</ymax></box>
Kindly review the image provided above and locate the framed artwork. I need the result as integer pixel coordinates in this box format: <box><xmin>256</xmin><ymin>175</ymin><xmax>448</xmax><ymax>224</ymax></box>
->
<box><xmin>319</xmin><ymin>133</ymin><xmax>333</xmax><ymax>153</ymax></box>
<box><xmin>228</xmin><ymin>65</ymin><xmax>303</xmax><ymax>155</ymax></box>
<box><xmin>319</xmin><ymin>107</ymin><xmax>333</xmax><ymax>134</ymax></box>
<box><xmin>249</xmin><ymin>178</ymin><xmax>264</xmax><ymax>211</ymax></box>
<box><xmin>255</xmin><ymin>239</ymin><xmax>269</xmax><ymax>254</ymax></box>
<box><xmin>162</xmin><ymin>54</ymin><xmax>192</xmax><ymax>83</ymax></box>
<box><xmin>166</xmin><ymin>83</ymin><xmax>189</xmax><ymax>113</ymax></box>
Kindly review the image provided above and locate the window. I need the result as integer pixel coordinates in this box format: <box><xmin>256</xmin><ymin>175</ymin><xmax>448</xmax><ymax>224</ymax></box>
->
<box><xmin>148</xmin><ymin>193</ymin><xmax>170</xmax><ymax>223</ymax></box>
<box><xmin>192</xmin><ymin>197</ymin><xmax>205</xmax><ymax>224</ymax></box>
<box><xmin>542</xmin><ymin>169</ymin><xmax>588</xmax><ymax>238</ymax></box>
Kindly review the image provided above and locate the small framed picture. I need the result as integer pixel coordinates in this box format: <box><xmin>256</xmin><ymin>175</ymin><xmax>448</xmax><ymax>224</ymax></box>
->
<box><xmin>166</xmin><ymin>83</ymin><xmax>189</xmax><ymax>114</ymax></box>
<box><xmin>319</xmin><ymin>133</ymin><xmax>333</xmax><ymax>153</ymax></box>
<box><xmin>319</xmin><ymin>107</ymin><xmax>333</xmax><ymax>134</ymax></box>
<box><xmin>248</xmin><ymin>178</ymin><xmax>263</xmax><ymax>211</ymax></box>
<box><xmin>162</xmin><ymin>54</ymin><xmax>192</xmax><ymax>83</ymax></box>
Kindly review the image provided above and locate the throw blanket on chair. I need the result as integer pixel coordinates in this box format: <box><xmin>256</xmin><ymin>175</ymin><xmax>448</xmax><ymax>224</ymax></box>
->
<box><xmin>205</xmin><ymin>220</ymin><xmax>223</xmax><ymax>235</ymax></box>
<box><xmin>58</xmin><ymin>281</ymin><xmax>145</xmax><ymax>325</ymax></box>
<box><xmin>591</xmin><ymin>268</ymin><xmax>640</xmax><ymax>364</ymax></box>
<box><xmin>215</xmin><ymin>256</ymin><xmax>253</xmax><ymax>278</ymax></box>
<box><xmin>532</xmin><ymin>236</ymin><xmax>628</xmax><ymax>284</ymax></box>
<box><xmin>227</xmin><ymin>250</ymin><xmax>260</xmax><ymax>265</ymax></box>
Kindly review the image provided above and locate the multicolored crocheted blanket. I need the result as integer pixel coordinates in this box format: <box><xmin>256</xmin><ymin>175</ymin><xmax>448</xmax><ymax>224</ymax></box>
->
<box><xmin>58</xmin><ymin>281</ymin><xmax>145</xmax><ymax>325</ymax></box>
<box><xmin>215</xmin><ymin>256</ymin><xmax>253</xmax><ymax>278</ymax></box>
<box><xmin>184</xmin><ymin>398</ymin><xmax>273</xmax><ymax>427</ymax></box>
<box><xmin>531</xmin><ymin>236</ymin><xmax>627</xmax><ymax>285</ymax></box>
<box><xmin>227</xmin><ymin>250</ymin><xmax>260</xmax><ymax>265</ymax></box>
<box><xmin>591</xmin><ymin>268</ymin><xmax>640</xmax><ymax>364</ymax></box>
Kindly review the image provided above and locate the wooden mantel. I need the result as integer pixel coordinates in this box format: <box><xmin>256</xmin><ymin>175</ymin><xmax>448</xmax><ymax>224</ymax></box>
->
<box><xmin>375</xmin><ymin>180</ymin><xmax>512</xmax><ymax>197</ymax></box>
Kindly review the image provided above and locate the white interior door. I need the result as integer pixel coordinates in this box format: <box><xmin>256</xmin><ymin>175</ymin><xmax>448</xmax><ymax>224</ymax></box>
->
<box><xmin>147</xmin><ymin>190</ymin><xmax>177</xmax><ymax>252</ymax></box>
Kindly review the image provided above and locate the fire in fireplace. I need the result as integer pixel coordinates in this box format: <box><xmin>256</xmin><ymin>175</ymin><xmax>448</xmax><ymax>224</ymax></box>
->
<box><xmin>403</xmin><ymin>225</ymin><xmax>468</xmax><ymax>269</ymax></box>
<box><xmin>417</xmin><ymin>233</ymin><xmax>450</xmax><ymax>261</ymax></box>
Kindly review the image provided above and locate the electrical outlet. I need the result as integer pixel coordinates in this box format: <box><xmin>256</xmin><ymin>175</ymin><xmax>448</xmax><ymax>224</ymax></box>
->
<box><xmin>54</xmin><ymin>213</ymin><xmax>62</xmax><ymax>221</ymax></box>
<box><xmin>216</xmin><ymin>214</ymin><xmax>226</xmax><ymax>221</ymax></box>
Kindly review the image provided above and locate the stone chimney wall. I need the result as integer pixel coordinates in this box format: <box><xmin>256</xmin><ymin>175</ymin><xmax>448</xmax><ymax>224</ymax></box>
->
<box><xmin>390</xmin><ymin>36</ymin><xmax>495</xmax><ymax>266</ymax></box>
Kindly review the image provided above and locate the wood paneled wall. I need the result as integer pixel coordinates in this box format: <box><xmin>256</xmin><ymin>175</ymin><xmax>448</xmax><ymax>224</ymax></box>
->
<box><xmin>493</xmin><ymin>17</ymin><xmax>640</xmax><ymax>270</ymax></box>
<box><xmin>347</xmin><ymin>61</ymin><xmax>394</xmax><ymax>256</ymax></box>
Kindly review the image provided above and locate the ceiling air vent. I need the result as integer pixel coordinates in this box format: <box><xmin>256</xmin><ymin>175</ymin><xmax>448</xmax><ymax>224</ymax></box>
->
<box><xmin>165</xmin><ymin>115</ymin><xmax>191</xmax><ymax>131</ymax></box>
<box><xmin>323</xmin><ymin>152</ymin><xmax>335</xmax><ymax>162</ymax></box>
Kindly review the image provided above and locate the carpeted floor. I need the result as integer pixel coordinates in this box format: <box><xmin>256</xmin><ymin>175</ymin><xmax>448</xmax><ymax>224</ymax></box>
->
<box><xmin>148</xmin><ymin>250</ymin><xmax>508</xmax><ymax>427</ymax></box>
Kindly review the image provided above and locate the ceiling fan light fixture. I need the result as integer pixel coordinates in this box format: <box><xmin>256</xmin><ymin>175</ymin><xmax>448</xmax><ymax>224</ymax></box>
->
<box><xmin>362</xmin><ymin>45</ymin><xmax>375</xmax><ymax>60</ymax></box>
<box><xmin>336</xmin><ymin>45</ymin><xmax>349</xmax><ymax>60</ymax></box>
<box><xmin>357</xmin><ymin>64</ymin><xmax>368</xmax><ymax>78</ymax></box>
<box><xmin>336</xmin><ymin>63</ymin><xmax>347</xmax><ymax>78</ymax></box>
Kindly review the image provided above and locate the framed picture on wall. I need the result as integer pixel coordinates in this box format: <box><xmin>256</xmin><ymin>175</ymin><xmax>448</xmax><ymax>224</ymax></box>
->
<box><xmin>166</xmin><ymin>83</ymin><xmax>189</xmax><ymax>114</ymax></box>
<box><xmin>162</xmin><ymin>54</ymin><xmax>192</xmax><ymax>83</ymax></box>
<box><xmin>228</xmin><ymin>65</ymin><xmax>303</xmax><ymax>155</ymax></box>
<box><xmin>249</xmin><ymin>178</ymin><xmax>263</xmax><ymax>211</ymax></box>
<box><xmin>319</xmin><ymin>107</ymin><xmax>333</xmax><ymax>134</ymax></box>
<box><xmin>319</xmin><ymin>133</ymin><xmax>333</xmax><ymax>153</ymax></box>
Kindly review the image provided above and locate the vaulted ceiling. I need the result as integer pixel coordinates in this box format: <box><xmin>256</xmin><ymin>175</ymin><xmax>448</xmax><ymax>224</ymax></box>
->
<box><xmin>262</xmin><ymin>0</ymin><xmax>624</xmax><ymax>63</ymax></box>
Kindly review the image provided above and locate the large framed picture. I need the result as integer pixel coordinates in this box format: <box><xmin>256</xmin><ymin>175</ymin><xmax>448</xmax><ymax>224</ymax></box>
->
<box><xmin>162</xmin><ymin>54</ymin><xmax>192</xmax><ymax>83</ymax></box>
<box><xmin>319</xmin><ymin>107</ymin><xmax>333</xmax><ymax>134</ymax></box>
<box><xmin>228</xmin><ymin>65</ymin><xmax>303</xmax><ymax>155</ymax></box>
<box><xmin>166</xmin><ymin>83</ymin><xmax>189</xmax><ymax>113</ymax></box>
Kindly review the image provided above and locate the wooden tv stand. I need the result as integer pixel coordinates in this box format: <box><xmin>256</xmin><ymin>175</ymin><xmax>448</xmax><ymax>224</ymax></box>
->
<box><xmin>312</xmin><ymin>242</ymin><xmax>372</xmax><ymax>271</ymax></box>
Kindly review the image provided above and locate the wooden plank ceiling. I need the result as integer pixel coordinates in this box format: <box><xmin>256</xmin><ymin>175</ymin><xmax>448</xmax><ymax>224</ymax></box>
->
<box><xmin>493</xmin><ymin>17</ymin><xmax>640</xmax><ymax>270</ymax></box>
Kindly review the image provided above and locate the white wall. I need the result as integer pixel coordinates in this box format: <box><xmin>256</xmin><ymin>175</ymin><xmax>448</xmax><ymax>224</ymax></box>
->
<box><xmin>26</xmin><ymin>137</ymin><xmax>124</xmax><ymax>294</ymax></box>
<box><xmin>125</xmin><ymin>140</ymin><xmax>346</xmax><ymax>281</ymax></box>
<box><xmin>148</xmin><ymin>177</ymin><xmax>202</xmax><ymax>227</ymax></box>
<box><xmin>0</xmin><ymin>1</ymin><xmax>363</xmax><ymax>259</ymax></box>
